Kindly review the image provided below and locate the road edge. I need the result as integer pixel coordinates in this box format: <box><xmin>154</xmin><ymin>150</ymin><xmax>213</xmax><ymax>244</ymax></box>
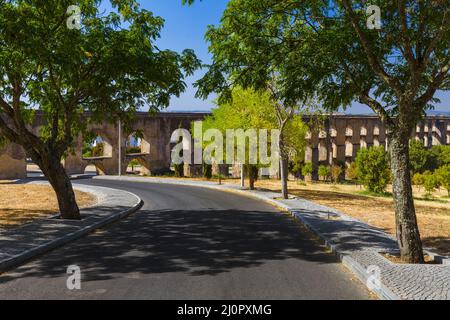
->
<box><xmin>0</xmin><ymin>184</ymin><xmax>143</xmax><ymax>274</ymax></box>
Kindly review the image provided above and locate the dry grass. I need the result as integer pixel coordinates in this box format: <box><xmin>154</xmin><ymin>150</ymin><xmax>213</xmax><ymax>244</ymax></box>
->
<box><xmin>0</xmin><ymin>184</ymin><xmax>95</xmax><ymax>229</ymax></box>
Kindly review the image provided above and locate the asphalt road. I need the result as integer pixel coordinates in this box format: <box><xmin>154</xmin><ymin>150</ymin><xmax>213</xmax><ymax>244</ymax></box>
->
<box><xmin>0</xmin><ymin>179</ymin><xmax>371</xmax><ymax>300</ymax></box>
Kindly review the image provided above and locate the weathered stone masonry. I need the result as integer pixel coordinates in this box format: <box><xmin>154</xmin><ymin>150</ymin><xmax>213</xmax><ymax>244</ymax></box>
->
<box><xmin>0</xmin><ymin>112</ymin><xmax>448</xmax><ymax>180</ymax></box>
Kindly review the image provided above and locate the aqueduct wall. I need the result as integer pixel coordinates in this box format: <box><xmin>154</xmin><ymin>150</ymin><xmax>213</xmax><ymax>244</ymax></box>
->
<box><xmin>0</xmin><ymin>112</ymin><xmax>449</xmax><ymax>180</ymax></box>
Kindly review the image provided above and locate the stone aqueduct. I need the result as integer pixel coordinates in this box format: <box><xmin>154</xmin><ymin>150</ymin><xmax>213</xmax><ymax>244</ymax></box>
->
<box><xmin>0</xmin><ymin>112</ymin><xmax>449</xmax><ymax>180</ymax></box>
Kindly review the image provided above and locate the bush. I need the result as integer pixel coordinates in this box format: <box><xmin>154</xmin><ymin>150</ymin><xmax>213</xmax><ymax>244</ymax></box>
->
<box><xmin>355</xmin><ymin>146</ymin><xmax>391</xmax><ymax>193</ymax></box>
<box><xmin>431</xmin><ymin>145</ymin><xmax>450</xmax><ymax>167</ymax></box>
<box><xmin>346</xmin><ymin>161</ymin><xmax>358</xmax><ymax>182</ymax></box>
<box><xmin>126</xmin><ymin>146</ymin><xmax>141</xmax><ymax>154</ymax></box>
<box><xmin>423</xmin><ymin>171</ymin><xmax>440</xmax><ymax>195</ymax></box>
<box><xmin>330</xmin><ymin>164</ymin><xmax>343</xmax><ymax>184</ymax></box>
<box><xmin>409</xmin><ymin>140</ymin><xmax>431</xmax><ymax>174</ymax></box>
<box><xmin>289</xmin><ymin>159</ymin><xmax>303</xmax><ymax>178</ymax></box>
<box><xmin>301</xmin><ymin>162</ymin><xmax>313</xmax><ymax>178</ymax></box>
<box><xmin>435</xmin><ymin>165</ymin><xmax>450</xmax><ymax>196</ymax></box>
<box><xmin>412</xmin><ymin>172</ymin><xmax>425</xmax><ymax>190</ymax></box>
<box><xmin>318</xmin><ymin>165</ymin><xmax>330</xmax><ymax>181</ymax></box>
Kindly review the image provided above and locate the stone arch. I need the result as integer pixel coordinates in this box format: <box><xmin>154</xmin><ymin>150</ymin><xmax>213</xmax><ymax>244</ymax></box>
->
<box><xmin>125</xmin><ymin>130</ymin><xmax>150</xmax><ymax>155</ymax></box>
<box><xmin>81</xmin><ymin>131</ymin><xmax>114</xmax><ymax>175</ymax></box>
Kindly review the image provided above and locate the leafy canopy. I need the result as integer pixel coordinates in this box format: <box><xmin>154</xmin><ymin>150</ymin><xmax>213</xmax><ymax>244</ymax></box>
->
<box><xmin>0</xmin><ymin>0</ymin><xmax>200</xmax><ymax>158</ymax></box>
<box><xmin>188</xmin><ymin>0</ymin><xmax>448</xmax><ymax>129</ymax></box>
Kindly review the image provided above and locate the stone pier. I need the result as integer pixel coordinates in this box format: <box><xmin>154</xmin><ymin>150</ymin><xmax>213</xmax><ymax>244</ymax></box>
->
<box><xmin>0</xmin><ymin>113</ymin><xmax>449</xmax><ymax>180</ymax></box>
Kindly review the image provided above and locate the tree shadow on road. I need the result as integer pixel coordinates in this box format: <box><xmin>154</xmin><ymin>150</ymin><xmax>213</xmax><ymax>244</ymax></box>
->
<box><xmin>0</xmin><ymin>207</ymin><xmax>344</xmax><ymax>284</ymax></box>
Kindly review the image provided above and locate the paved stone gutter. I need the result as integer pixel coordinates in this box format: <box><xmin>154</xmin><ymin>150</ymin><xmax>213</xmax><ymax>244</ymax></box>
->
<box><xmin>0</xmin><ymin>183</ymin><xmax>142</xmax><ymax>273</ymax></box>
<box><xmin>95</xmin><ymin>176</ymin><xmax>450</xmax><ymax>300</ymax></box>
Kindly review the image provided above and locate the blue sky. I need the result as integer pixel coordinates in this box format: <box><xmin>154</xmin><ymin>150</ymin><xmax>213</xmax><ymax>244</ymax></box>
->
<box><xmin>110</xmin><ymin>0</ymin><xmax>449</xmax><ymax>114</ymax></box>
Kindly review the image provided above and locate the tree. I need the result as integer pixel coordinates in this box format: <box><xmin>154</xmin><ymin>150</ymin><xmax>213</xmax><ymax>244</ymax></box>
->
<box><xmin>423</xmin><ymin>171</ymin><xmax>440</xmax><ymax>196</ymax></box>
<box><xmin>431</xmin><ymin>145</ymin><xmax>450</xmax><ymax>167</ymax></box>
<box><xmin>301</xmin><ymin>162</ymin><xmax>313</xmax><ymax>180</ymax></box>
<box><xmin>318</xmin><ymin>165</ymin><xmax>330</xmax><ymax>182</ymax></box>
<box><xmin>200</xmin><ymin>87</ymin><xmax>307</xmax><ymax>191</ymax></box>
<box><xmin>185</xmin><ymin>0</ymin><xmax>449</xmax><ymax>263</ymax></box>
<box><xmin>346</xmin><ymin>162</ymin><xmax>359</xmax><ymax>183</ymax></box>
<box><xmin>435</xmin><ymin>165</ymin><xmax>450</xmax><ymax>196</ymax></box>
<box><xmin>355</xmin><ymin>146</ymin><xmax>391</xmax><ymax>194</ymax></box>
<box><xmin>412</xmin><ymin>172</ymin><xmax>425</xmax><ymax>192</ymax></box>
<box><xmin>409</xmin><ymin>140</ymin><xmax>432</xmax><ymax>174</ymax></box>
<box><xmin>0</xmin><ymin>1</ymin><xmax>200</xmax><ymax>219</ymax></box>
<box><xmin>331</xmin><ymin>164</ymin><xmax>343</xmax><ymax>184</ymax></box>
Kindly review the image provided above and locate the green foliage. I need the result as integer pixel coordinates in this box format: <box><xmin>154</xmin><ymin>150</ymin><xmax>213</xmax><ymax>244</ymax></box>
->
<box><xmin>409</xmin><ymin>140</ymin><xmax>432</xmax><ymax>174</ymax></box>
<box><xmin>186</xmin><ymin>0</ymin><xmax>449</xmax><ymax>262</ymax></box>
<box><xmin>129</xmin><ymin>159</ymin><xmax>139</xmax><ymax>171</ymax></box>
<box><xmin>412</xmin><ymin>173</ymin><xmax>425</xmax><ymax>188</ymax></box>
<box><xmin>409</xmin><ymin>141</ymin><xmax>450</xmax><ymax>174</ymax></box>
<box><xmin>346</xmin><ymin>162</ymin><xmax>358</xmax><ymax>182</ymax></box>
<box><xmin>301</xmin><ymin>162</ymin><xmax>313</xmax><ymax>178</ymax></box>
<box><xmin>289</xmin><ymin>157</ymin><xmax>304</xmax><ymax>178</ymax></box>
<box><xmin>0</xmin><ymin>0</ymin><xmax>200</xmax><ymax>159</ymax></box>
<box><xmin>318</xmin><ymin>165</ymin><xmax>330</xmax><ymax>181</ymax></box>
<box><xmin>199</xmin><ymin>87</ymin><xmax>308</xmax><ymax>165</ymax></box>
<box><xmin>435</xmin><ymin>165</ymin><xmax>450</xmax><ymax>196</ymax></box>
<box><xmin>423</xmin><ymin>171</ymin><xmax>440</xmax><ymax>195</ymax></box>
<box><xmin>126</xmin><ymin>146</ymin><xmax>141</xmax><ymax>154</ymax></box>
<box><xmin>355</xmin><ymin>146</ymin><xmax>391</xmax><ymax>194</ymax></box>
<box><xmin>431</xmin><ymin>145</ymin><xmax>450</xmax><ymax>167</ymax></box>
<box><xmin>83</xmin><ymin>142</ymin><xmax>104</xmax><ymax>158</ymax></box>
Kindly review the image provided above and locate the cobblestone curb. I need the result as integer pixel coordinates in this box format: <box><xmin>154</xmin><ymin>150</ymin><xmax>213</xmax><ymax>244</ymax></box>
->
<box><xmin>0</xmin><ymin>182</ymin><xmax>143</xmax><ymax>273</ymax></box>
<box><xmin>94</xmin><ymin>176</ymin><xmax>450</xmax><ymax>300</ymax></box>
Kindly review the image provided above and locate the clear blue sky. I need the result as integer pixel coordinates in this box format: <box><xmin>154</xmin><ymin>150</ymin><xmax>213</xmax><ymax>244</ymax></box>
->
<box><xmin>108</xmin><ymin>0</ymin><xmax>449</xmax><ymax>114</ymax></box>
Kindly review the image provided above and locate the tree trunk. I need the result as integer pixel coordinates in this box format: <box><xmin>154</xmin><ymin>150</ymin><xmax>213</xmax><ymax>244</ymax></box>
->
<box><xmin>248</xmin><ymin>165</ymin><xmax>258</xmax><ymax>191</ymax></box>
<box><xmin>389</xmin><ymin>130</ymin><xmax>424</xmax><ymax>263</ymax></box>
<box><xmin>39</xmin><ymin>153</ymin><xmax>81</xmax><ymax>220</ymax></box>
<box><xmin>249</xmin><ymin>171</ymin><xmax>255</xmax><ymax>190</ymax></box>
<box><xmin>240</xmin><ymin>163</ymin><xmax>245</xmax><ymax>188</ymax></box>
<box><xmin>280</xmin><ymin>156</ymin><xmax>289</xmax><ymax>199</ymax></box>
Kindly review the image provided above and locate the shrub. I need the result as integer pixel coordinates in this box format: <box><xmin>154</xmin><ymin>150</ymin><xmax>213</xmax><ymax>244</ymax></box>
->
<box><xmin>431</xmin><ymin>145</ymin><xmax>450</xmax><ymax>167</ymax></box>
<box><xmin>129</xmin><ymin>159</ymin><xmax>139</xmax><ymax>172</ymax></box>
<box><xmin>301</xmin><ymin>162</ymin><xmax>313</xmax><ymax>178</ymax></box>
<box><xmin>126</xmin><ymin>146</ymin><xmax>141</xmax><ymax>154</ymax></box>
<box><xmin>346</xmin><ymin>161</ymin><xmax>358</xmax><ymax>182</ymax></box>
<box><xmin>409</xmin><ymin>140</ymin><xmax>431</xmax><ymax>173</ymax></box>
<box><xmin>412</xmin><ymin>172</ymin><xmax>425</xmax><ymax>191</ymax></box>
<box><xmin>289</xmin><ymin>159</ymin><xmax>303</xmax><ymax>178</ymax></box>
<box><xmin>330</xmin><ymin>164</ymin><xmax>343</xmax><ymax>184</ymax></box>
<box><xmin>355</xmin><ymin>146</ymin><xmax>391</xmax><ymax>193</ymax></box>
<box><xmin>318</xmin><ymin>165</ymin><xmax>330</xmax><ymax>181</ymax></box>
<box><xmin>435</xmin><ymin>165</ymin><xmax>450</xmax><ymax>196</ymax></box>
<box><xmin>423</xmin><ymin>171</ymin><xmax>440</xmax><ymax>195</ymax></box>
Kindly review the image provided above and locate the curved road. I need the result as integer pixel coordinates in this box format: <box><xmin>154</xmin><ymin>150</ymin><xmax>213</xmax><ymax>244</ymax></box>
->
<box><xmin>0</xmin><ymin>179</ymin><xmax>371</xmax><ymax>299</ymax></box>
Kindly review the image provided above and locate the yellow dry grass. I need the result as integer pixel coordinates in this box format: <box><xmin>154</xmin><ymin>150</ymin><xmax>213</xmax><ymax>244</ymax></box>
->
<box><xmin>0</xmin><ymin>184</ymin><xmax>95</xmax><ymax>229</ymax></box>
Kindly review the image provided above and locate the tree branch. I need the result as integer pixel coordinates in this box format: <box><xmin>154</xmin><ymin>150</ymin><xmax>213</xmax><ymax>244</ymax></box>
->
<box><xmin>340</xmin><ymin>0</ymin><xmax>403</xmax><ymax>96</ymax></box>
